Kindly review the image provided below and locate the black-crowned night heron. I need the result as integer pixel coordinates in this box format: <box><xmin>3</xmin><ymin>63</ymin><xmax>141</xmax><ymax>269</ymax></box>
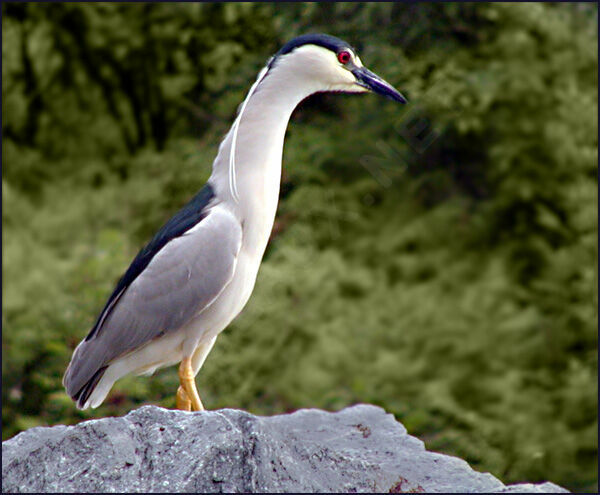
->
<box><xmin>63</xmin><ymin>33</ymin><xmax>406</xmax><ymax>411</ymax></box>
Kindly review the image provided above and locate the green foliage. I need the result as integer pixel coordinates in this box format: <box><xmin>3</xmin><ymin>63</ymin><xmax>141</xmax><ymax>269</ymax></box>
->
<box><xmin>2</xmin><ymin>3</ymin><xmax>597</xmax><ymax>492</ymax></box>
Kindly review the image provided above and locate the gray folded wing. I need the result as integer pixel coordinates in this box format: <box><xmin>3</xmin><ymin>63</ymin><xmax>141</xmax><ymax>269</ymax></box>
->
<box><xmin>64</xmin><ymin>205</ymin><xmax>242</xmax><ymax>398</ymax></box>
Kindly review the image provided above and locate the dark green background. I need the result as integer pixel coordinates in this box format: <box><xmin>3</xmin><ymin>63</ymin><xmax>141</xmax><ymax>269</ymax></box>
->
<box><xmin>2</xmin><ymin>3</ymin><xmax>597</xmax><ymax>492</ymax></box>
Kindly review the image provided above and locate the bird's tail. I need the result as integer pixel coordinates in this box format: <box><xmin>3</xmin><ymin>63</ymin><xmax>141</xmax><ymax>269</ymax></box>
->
<box><xmin>63</xmin><ymin>341</ymin><xmax>109</xmax><ymax>409</ymax></box>
<box><xmin>72</xmin><ymin>366</ymin><xmax>108</xmax><ymax>409</ymax></box>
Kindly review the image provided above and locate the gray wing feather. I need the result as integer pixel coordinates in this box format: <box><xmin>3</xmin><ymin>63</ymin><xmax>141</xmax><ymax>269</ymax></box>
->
<box><xmin>64</xmin><ymin>206</ymin><xmax>242</xmax><ymax>396</ymax></box>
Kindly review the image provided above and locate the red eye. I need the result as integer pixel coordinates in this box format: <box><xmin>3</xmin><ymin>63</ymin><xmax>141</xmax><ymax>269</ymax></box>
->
<box><xmin>337</xmin><ymin>50</ymin><xmax>351</xmax><ymax>65</ymax></box>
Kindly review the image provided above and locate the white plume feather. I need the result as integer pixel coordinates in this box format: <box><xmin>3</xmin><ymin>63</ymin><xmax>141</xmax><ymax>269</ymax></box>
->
<box><xmin>228</xmin><ymin>62</ymin><xmax>272</xmax><ymax>203</ymax></box>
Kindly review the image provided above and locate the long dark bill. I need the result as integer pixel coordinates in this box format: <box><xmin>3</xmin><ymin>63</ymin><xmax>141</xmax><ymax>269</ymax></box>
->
<box><xmin>352</xmin><ymin>66</ymin><xmax>407</xmax><ymax>103</ymax></box>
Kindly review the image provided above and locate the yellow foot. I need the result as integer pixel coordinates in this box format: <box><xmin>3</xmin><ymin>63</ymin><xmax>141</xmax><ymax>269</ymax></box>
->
<box><xmin>178</xmin><ymin>357</ymin><xmax>205</xmax><ymax>412</ymax></box>
<box><xmin>176</xmin><ymin>385</ymin><xmax>191</xmax><ymax>411</ymax></box>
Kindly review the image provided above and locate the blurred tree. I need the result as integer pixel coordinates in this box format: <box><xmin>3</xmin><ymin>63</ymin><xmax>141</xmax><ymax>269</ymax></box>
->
<box><xmin>3</xmin><ymin>3</ymin><xmax>274</xmax><ymax>164</ymax></box>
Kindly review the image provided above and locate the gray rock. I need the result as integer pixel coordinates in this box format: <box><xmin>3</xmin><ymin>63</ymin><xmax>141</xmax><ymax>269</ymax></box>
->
<box><xmin>2</xmin><ymin>404</ymin><xmax>568</xmax><ymax>493</ymax></box>
<box><xmin>491</xmin><ymin>483</ymin><xmax>571</xmax><ymax>493</ymax></box>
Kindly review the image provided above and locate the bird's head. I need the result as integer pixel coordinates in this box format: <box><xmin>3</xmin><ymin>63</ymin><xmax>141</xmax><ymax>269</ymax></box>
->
<box><xmin>267</xmin><ymin>33</ymin><xmax>407</xmax><ymax>104</ymax></box>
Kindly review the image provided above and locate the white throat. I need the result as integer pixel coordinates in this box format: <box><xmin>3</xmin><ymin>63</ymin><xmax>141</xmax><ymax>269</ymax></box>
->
<box><xmin>207</xmin><ymin>46</ymin><xmax>339</xmax><ymax>258</ymax></box>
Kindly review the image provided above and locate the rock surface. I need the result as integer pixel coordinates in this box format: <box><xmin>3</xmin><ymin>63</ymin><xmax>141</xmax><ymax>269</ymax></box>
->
<box><xmin>2</xmin><ymin>404</ymin><xmax>568</xmax><ymax>493</ymax></box>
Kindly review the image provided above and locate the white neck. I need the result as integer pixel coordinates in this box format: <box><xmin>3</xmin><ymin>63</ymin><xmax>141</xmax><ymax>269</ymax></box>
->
<box><xmin>208</xmin><ymin>54</ymin><xmax>324</xmax><ymax>256</ymax></box>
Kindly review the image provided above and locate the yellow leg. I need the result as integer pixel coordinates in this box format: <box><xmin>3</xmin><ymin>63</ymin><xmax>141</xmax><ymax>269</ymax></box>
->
<box><xmin>178</xmin><ymin>357</ymin><xmax>204</xmax><ymax>411</ymax></box>
<box><xmin>176</xmin><ymin>385</ymin><xmax>191</xmax><ymax>411</ymax></box>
